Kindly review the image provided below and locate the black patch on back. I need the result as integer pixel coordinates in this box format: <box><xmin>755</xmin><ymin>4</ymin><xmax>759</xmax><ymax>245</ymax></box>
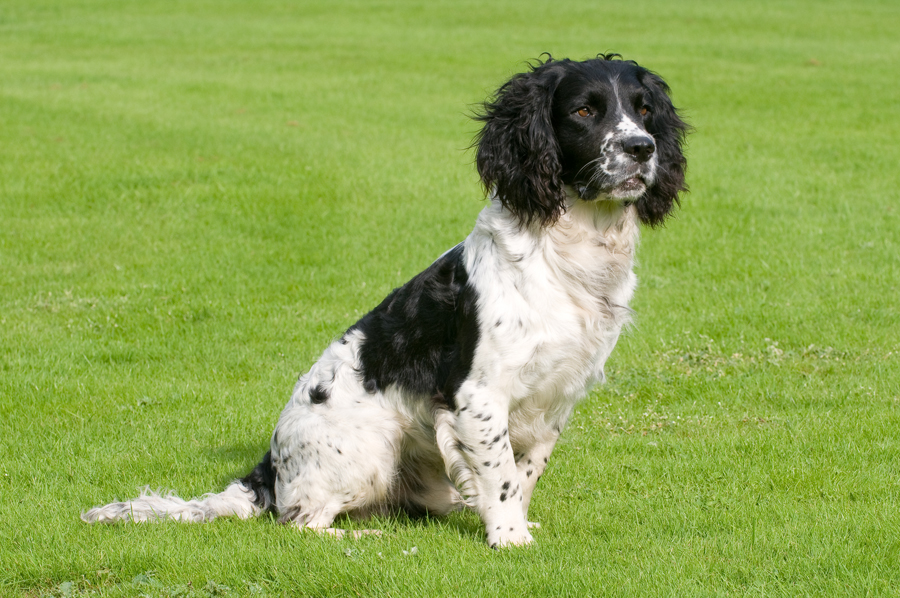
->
<box><xmin>349</xmin><ymin>244</ymin><xmax>479</xmax><ymax>411</ymax></box>
<box><xmin>240</xmin><ymin>450</ymin><xmax>276</xmax><ymax>513</ymax></box>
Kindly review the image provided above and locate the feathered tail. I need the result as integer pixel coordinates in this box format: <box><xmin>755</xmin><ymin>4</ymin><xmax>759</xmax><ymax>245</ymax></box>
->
<box><xmin>81</xmin><ymin>451</ymin><xmax>277</xmax><ymax>523</ymax></box>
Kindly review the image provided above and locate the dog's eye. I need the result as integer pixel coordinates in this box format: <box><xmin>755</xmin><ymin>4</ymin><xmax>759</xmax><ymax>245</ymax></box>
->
<box><xmin>575</xmin><ymin>107</ymin><xmax>592</xmax><ymax>118</ymax></box>
<box><xmin>639</xmin><ymin>105</ymin><xmax>651</xmax><ymax>117</ymax></box>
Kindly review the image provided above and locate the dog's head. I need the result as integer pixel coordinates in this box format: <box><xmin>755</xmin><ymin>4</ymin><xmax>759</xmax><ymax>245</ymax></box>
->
<box><xmin>475</xmin><ymin>55</ymin><xmax>689</xmax><ymax>227</ymax></box>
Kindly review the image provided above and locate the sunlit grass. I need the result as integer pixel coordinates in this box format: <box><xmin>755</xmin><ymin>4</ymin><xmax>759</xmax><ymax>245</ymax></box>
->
<box><xmin>2</xmin><ymin>0</ymin><xmax>899</xmax><ymax>596</ymax></box>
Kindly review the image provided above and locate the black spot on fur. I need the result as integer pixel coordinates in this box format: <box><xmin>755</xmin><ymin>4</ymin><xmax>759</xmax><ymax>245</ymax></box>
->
<box><xmin>350</xmin><ymin>244</ymin><xmax>479</xmax><ymax>411</ymax></box>
<box><xmin>240</xmin><ymin>451</ymin><xmax>276</xmax><ymax>513</ymax></box>
<box><xmin>500</xmin><ymin>493</ymin><xmax>507</xmax><ymax>502</ymax></box>
<box><xmin>526</xmin><ymin>470</ymin><xmax>533</xmax><ymax>477</ymax></box>
<box><xmin>309</xmin><ymin>385</ymin><xmax>329</xmax><ymax>404</ymax></box>
<box><xmin>502</xmin><ymin>481</ymin><xmax>511</xmax><ymax>491</ymax></box>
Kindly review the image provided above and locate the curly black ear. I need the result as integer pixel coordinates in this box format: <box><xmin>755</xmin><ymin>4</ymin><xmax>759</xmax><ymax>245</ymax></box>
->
<box><xmin>636</xmin><ymin>70</ymin><xmax>690</xmax><ymax>227</ymax></box>
<box><xmin>474</xmin><ymin>60</ymin><xmax>566</xmax><ymax>227</ymax></box>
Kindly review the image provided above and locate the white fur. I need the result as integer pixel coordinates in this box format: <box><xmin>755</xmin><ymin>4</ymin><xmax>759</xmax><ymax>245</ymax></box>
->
<box><xmin>443</xmin><ymin>192</ymin><xmax>638</xmax><ymax>545</ymax></box>
<box><xmin>81</xmin><ymin>482</ymin><xmax>260</xmax><ymax>523</ymax></box>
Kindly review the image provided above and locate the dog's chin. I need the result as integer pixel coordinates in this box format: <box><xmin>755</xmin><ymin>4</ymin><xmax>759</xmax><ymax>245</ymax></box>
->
<box><xmin>608</xmin><ymin>176</ymin><xmax>647</xmax><ymax>199</ymax></box>
<box><xmin>575</xmin><ymin>176</ymin><xmax>648</xmax><ymax>202</ymax></box>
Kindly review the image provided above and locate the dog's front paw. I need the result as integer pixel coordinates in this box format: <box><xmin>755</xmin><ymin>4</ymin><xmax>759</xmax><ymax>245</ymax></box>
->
<box><xmin>487</xmin><ymin>524</ymin><xmax>534</xmax><ymax>548</ymax></box>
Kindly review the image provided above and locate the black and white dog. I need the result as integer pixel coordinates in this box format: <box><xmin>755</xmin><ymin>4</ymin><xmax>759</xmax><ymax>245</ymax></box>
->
<box><xmin>83</xmin><ymin>55</ymin><xmax>688</xmax><ymax>548</ymax></box>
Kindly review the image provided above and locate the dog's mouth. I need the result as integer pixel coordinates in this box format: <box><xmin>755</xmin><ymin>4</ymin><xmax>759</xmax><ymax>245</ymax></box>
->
<box><xmin>575</xmin><ymin>173</ymin><xmax>648</xmax><ymax>202</ymax></box>
<box><xmin>610</xmin><ymin>176</ymin><xmax>647</xmax><ymax>198</ymax></box>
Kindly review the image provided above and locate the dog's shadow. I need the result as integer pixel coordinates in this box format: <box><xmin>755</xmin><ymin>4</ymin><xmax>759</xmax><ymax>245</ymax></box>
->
<box><xmin>208</xmin><ymin>440</ymin><xmax>266</xmax><ymax>478</ymax></box>
<box><xmin>335</xmin><ymin>510</ymin><xmax>487</xmax><ymax>545</ymax></box>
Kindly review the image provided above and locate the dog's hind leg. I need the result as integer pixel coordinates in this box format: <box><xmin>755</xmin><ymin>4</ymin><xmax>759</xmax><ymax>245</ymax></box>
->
<box><xmin>281</xmin><ymin>502</ymin><xmax>384</xmax><ymax>539</ymax></box>
<box><xmin>271</xmin><ymin>376</ymin><xmax>405</xmax><ymax>539</ymax></box>
<box><xmin>272</xmin><ymin>427</ymin><xmax>399</xmax><ymax>539</ymax></box>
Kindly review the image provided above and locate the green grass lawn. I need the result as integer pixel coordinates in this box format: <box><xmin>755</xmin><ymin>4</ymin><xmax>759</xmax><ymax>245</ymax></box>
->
<box><xmin>2</xmin><ymin>0</ymin><xmax>899</xmax><ymax>595</ymax></box>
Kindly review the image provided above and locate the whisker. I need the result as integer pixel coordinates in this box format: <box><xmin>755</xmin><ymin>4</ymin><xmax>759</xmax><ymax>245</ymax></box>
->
<box><xmin>573</xmin><ymin>156</ymin><xmax>606</xmax><ymax>180</ymax></box>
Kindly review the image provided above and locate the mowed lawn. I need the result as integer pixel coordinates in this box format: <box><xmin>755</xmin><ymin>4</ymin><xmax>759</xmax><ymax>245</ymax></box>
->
<box><xmin>1</xmin><ymin>0</ymin><xmax>899</xmax><ymax>596</ymax></box>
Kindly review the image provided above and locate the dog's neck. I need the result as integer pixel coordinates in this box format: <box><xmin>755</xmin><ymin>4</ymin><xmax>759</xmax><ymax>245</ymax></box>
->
<box><xmin>477</xmin><ymin>190</ymin><xmax>638</xmax><ymax>242</ymax></box>
<box><xmin>554</xmin><ymin>188</ymin><xmax>639</xmax><ymax>250</ymax></box>
<box><xmin>470</xmin><ymin>194</ymin><xmax>639</xmax><ymax>302</ymax></box>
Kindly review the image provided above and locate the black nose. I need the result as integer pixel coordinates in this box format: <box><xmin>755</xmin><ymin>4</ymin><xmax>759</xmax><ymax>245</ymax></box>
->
<box><xmin>623</xmin><ymin>137</ymin><xmax>655</xmax><ymax>163</ymax></box>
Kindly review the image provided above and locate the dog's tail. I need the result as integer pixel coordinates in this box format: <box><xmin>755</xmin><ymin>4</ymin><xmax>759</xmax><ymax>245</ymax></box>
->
<box><xmin>81</xmin><ymin>451</ymin><xmax>277</xmax><ymax>523</ymax></box>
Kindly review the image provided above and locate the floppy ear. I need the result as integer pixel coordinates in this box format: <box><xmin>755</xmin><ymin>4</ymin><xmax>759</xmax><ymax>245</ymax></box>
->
<box><xmin>475</xmin><ymin>61</ymin><xmax>566</xmax><ymax>227</ymax></box>
<box><xmin>636</xmin><ymin>70</ymin><xmax>690</xmax><ymax>227</ymax></box>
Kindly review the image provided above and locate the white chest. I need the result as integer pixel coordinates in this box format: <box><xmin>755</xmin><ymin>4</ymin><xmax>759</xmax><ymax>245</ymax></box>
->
<box><xmin>464</xmin><ymin>199</ymin><xmax>639</xmax><ymax>406</ymax></box>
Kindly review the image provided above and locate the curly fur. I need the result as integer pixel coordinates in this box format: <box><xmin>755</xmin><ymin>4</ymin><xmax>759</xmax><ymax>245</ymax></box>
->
<box><xmin>476</xmin><ymin>55</ymin><xmax>689</xmax><ymax>227</ymax></box>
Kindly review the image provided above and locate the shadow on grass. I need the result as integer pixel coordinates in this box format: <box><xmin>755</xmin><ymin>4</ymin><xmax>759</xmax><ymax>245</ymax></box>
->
<box><xmin>337</xmin><ymin>509</ymin><xmax>486</xmax><ymax>544</ymax></box>
<box><xmin>207</xmin><ymin>441</ymin><xmax>269</xmax><ymax>486</ymax></box>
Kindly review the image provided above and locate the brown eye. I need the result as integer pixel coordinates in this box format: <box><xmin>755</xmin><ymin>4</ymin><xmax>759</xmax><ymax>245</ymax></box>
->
<box><xmin>576</xmin><ymin>107</ymin><xmax>591</xmax><ymax>118</ymax></box>
<box><xmin>639</xmin><ymin>106</ymin><xmax>650</xmax><ymax>117</ymax></box>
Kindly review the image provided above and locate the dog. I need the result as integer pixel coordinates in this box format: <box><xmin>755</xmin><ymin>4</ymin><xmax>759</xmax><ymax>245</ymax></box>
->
<box><xmin>82</xmin><ymin>55</ymin><xmax>689</xmax><ymax>548</ymax></box>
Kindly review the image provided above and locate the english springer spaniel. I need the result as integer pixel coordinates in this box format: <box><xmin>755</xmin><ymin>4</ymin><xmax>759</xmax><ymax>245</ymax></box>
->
<box><xmin>83</xmin><ymin>55</ymin><xmax>689</xmax><ymax>548</ymax></box>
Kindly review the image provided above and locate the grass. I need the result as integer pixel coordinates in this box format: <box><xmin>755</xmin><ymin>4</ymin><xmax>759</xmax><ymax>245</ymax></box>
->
<box><xmin>1</xmin><ymin>0</ymin><xmax>899</xmax><ymax>595</ymax></box>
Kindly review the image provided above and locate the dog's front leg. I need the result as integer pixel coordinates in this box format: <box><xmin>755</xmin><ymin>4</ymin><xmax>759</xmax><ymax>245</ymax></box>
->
<box><xmin>440</xmin><ymin>389</ymin><xmax>532</xmax><ymax>548</ymax></box>
<box><xmin>515</xmin><ymin>434</ymin><xmax>560</xmax><ymax>528</ymax></box>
